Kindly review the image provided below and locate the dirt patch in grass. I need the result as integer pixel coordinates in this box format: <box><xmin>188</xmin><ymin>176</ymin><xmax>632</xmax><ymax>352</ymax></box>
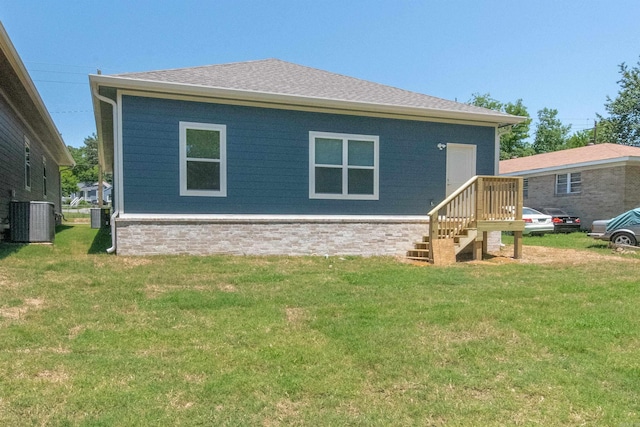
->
<box><xmin>0</xmin><ymin>306</ymin><xmax>26</xmax><ymax>320</ymax></box>
<box><xmin>184</xmin><ymin>373</ymin><xmax>206</xmax><ymax>384</ymax></box>
<box><xmin>36</xmin><ymin>368</ymin><xmax>70</xmax><ymax>383</ymax></box>
<box><xmin>403</xmin><ymin>245</ymin><xmax>639</xmax><ymax>267</ymax></box>
<box><xmin>285</xmin><ymin>307</ymin><xmax>307</xmax><ymax>326</ymax></box>
<box><xmin>144</xmin><ymin>283</ymin><xmax>212</xmax><ymax>298</ymax></box>
<box><xmin>0</xmin><ymin>298</ymin><xmax>45</xmax><ymax>320</ymax></box>
<box><xmin>15</xmin><ymin>346</ymin><xmax>71</xmax><ymax>355</ymax></box>
<box><xmin>166</xmin><ymin>390</ymin><xmax>195</xmax><ymax>411</ymax></box>
<box><xmin>25</xmin><ymin>298</ymin><xmax>44</xmax><ymax>307</ymax></box>
<box><xmin>217</xmin><ymin>283</ymin><xmax>237</xmax><ymax>293</ymax></box>
<box><xmin>262</xmin><ymin>398</ymin><xmax>307</xmax><ymax>427</ymax></box>
<box><xmin>63</xmin><ymin>218</ymin><xmax>90</xmax><ymax>223</ymax></box>
<box><xmin>68</xmin><ymin>325</ymin><xmax>85</xmax><ymax>340</ymax></box>
<box><xmin>0</xmin><ymin>267</ymin><xmax>18</xmax><ymax>289</ymax></box>
<box><xmin>478</xmin><ymin>245</ymin><xmax>640</xmax><ymax>266</ymax></box>
<box><xmin>93</xmin><ymin>257</ymin><xmax>153</xmax><ymax>270</ymax></box>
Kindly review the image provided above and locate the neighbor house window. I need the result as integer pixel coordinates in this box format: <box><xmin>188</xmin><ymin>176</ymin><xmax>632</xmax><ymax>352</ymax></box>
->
<box><xmin>523</xmin><ymin>178</ymin><xmax>528</xmax><ymax>199</ymax></box>
<box><xmin>309</xmin><ymin>131</ymin><xmax>379</xmax><ymax>200</ymax></box>
<box><xmin>42</xmin><ymin>156</ymin><xmax>47</xmax><ymax>197</ymax></box>
<box><xmin>555</xmin><ymin>172</ymin><xmax>581</xmax><ymax>195</ymax></box>
<box><xmin>24</xmin><ymin>136</ymin><xmax>31</xmax><ymax>191</ymax></box>
<box><xmin>179</xmin><ymin>122</ymin><xmax>227</xmax><ymax>197</ymax></box>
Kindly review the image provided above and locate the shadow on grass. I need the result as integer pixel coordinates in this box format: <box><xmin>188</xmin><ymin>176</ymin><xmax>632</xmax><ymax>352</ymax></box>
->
<box><xmin>56</xmin><ymin>224</ymin><xmax>75</xmax><ymax>233</ymax></box>
<box><xmin>0</xmin><ymin>224</ymin><xmax>111</xmax><ymax>259</ymax></box>
<box><xmin>88</xmin><ymin>227</ymin><xmax>112</xmax><ymax>254</ymax></box>
<box><xmin>0</xmin><ymin>241</ymin><xmax>25</xmax><ymax>260</ymax></box>
<box><xmin>0</xmin><ymin>226</ymin><xmax>78</xmax><ymax>260</ymax></box>
<box><xmin>587</xmin><ymin>243</ymin><xmax>610</xmax><ymax>249</ymax></box>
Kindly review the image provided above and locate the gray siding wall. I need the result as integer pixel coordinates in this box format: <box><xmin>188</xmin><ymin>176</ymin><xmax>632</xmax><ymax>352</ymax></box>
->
<box><xmin>523</xmin><ymin>164</ymin><xmax>640</xmax><ymax>228</ymax></box>
<box><xmin>0</xmin><ymin>94</ymin><xmax>62</xmax><ymax>239</ymax></box>
<box><xmin>121</xmin><ymin>94</ymin><xmax>497</xmax><ymax>215</ymax></box>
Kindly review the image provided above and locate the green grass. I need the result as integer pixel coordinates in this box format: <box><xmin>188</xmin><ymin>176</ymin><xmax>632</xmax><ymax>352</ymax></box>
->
<box><xmin>61</xmin><ymin>212</ymin><xmax>91</xmax><ymax>222</ymax></box>
<box><xmin>1</xmin><ymin>226</ymin><xmax>640</xmax><ymax>425</ymax></box>
<box><xmin>504</xmin><ymin>231</ymin><xmax>640</xmax><ymax>256</ymax></box>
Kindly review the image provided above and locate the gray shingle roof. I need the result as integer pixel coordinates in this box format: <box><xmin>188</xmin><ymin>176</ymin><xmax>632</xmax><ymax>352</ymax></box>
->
<box><xmin>114</xmin><ymin>59</ymin><xmax>516</xmax><ymax>120</ymax></box>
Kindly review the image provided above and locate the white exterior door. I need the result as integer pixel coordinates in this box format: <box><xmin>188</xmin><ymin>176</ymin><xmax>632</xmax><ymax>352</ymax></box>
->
<box><xmin>446</xmin><ymin>143</ymin><xmax>476</xmax><ymax>196</ymax></box>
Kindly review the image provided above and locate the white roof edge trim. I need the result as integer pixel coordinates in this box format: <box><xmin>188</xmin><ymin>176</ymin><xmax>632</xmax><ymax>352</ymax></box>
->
<box><xmin>88</xmin><ymin>74</ymin><xmax>525</xmax><ymax>126</ymax></box>
<box><xmin>501</xmin><ymin>156</ymin><xmax>640</xmax><ymax>176</ymax></box>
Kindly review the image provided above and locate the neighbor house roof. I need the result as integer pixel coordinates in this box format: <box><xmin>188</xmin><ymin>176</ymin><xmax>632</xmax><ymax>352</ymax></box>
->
<box><xmin>0</xmin><ymin>21</ymin><xmax>74</xmax><ymax>166</ymax></box>
<box><xmin>500</xmin><ymin>143</ymin><xmax>640</xmax><ymax>176</ymax></box>
<box><xmin>90</xmin><ymin>58</ymin><xmax>525</xmax><ymax>126</ymax></box>
<box><xmin>78</xmin><ymin>181</ymin><xmax>113</xmax><ymax>190</ymax></box>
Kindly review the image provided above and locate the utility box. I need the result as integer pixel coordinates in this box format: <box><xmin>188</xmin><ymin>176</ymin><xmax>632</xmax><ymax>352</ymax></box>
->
<box><xmin>10</xmin><ymin>201</ymin><xmax>56</xmax><ymax>243</ymax></box>
<box><xmin>91</xmin><ymin>208</ymin><xmax>110</xmax><ymax>229</ymax></box>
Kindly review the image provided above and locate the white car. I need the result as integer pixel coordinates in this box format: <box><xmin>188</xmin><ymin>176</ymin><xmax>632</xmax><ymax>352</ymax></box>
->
<box><xmin>522</xmin><ymin>207</ymin><xmax>554</xmax><ymax>236</ymax></box>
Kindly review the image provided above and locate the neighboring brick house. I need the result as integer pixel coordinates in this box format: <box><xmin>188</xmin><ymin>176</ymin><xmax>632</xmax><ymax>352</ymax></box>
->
<box><xmin>500</xmin><ymin>143</ymin><xmax>640</xmax><ymax>228</ymax></box>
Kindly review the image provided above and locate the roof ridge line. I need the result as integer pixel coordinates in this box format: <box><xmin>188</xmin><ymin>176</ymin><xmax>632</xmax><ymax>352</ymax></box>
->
<box><xmin>114</xmin><ymin>58</ymin><xmax>277</xmax><ymax>77</ymax></box>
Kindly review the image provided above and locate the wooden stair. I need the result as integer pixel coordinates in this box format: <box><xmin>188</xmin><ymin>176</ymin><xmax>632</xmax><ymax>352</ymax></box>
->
<box><xmin>405</xmin><ymin>176</ymin><xmax>525</xmax><ymax>264</ymax></box>
<box><xmin>406</xmin><ymin>229</ymin><xmax>478</xmax><ymax>262</ymax></box>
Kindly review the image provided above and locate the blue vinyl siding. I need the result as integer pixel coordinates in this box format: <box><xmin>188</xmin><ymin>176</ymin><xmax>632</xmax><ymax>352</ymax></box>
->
<box><xmin>120</xmin><ymin>94</ymin><xmax>496</xmax><ymax>215</ymax></box>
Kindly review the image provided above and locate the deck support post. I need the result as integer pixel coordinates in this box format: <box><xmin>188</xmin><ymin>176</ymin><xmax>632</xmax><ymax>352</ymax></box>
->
<box><xmin>472</xmin><ymin>237</ymin><xmax>483</xmax><ymax>260</ymax></box>
<box><xmin>472</xmin><ymin>231</ymin><xmax>489</xmax><ymax>260</ymax></box>
<box><xmin>482</xmin><ymin>231</ymin><xmax>488</xmax><ymax>256</ymax></box>
<box><xmin>513</xmin><ymin>231</ymin><xmax>523</xmax><ymax>259</ymax></box>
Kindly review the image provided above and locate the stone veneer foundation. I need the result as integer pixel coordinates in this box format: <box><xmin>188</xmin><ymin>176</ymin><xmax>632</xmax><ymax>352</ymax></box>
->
<box><xmin>114</xmin><ymin>216</ymin><xmax>432</xmax><ymax>257</ymax></box>
<box><xmin>114</xmin><ymin>216</ymin><xmax>503</xmax><ymax>257</ymax></box>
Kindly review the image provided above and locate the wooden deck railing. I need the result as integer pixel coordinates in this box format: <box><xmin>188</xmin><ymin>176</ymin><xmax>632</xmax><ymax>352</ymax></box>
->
<box><xmin>427</xmin><ymin>176</ymin><xmax>523</xmax><ymax>262</ymax></box>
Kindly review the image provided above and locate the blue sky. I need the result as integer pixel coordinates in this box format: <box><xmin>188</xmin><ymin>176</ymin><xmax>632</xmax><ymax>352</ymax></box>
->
<box><xmin>2</xmin><ymin>0</ymin><xmax>639</xmax><ymax>147</ymax></box>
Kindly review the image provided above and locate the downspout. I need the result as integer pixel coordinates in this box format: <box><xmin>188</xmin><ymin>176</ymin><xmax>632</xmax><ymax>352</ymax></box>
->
<box><xmin>92</xmin><ymin>87</ymin><xmax>119</xmax><ymax>254</ymax></box>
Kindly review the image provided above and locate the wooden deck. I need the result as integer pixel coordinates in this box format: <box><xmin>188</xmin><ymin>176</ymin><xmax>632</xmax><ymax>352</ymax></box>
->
<box><xmin>407</xmin><ymin>176</ymin><xmax>524</xmax><ymax>264</ymax></box>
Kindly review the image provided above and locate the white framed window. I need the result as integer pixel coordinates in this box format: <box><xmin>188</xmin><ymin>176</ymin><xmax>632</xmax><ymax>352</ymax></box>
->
<box><xmin>42</xmin><ymin>156</ymin><xmax>47</xmax><ymax>197</ymax></box>
<box><xmin>179</xmin><ymin>122</ymin><xmax>227</xmax><ymax>197</ymax></box>
<box><xmin>24</xmin><ymin>136</ymin><xmax>31</xmax><ymax>191</ymax></box>
<box><xmin>309</xmin><ymin>131</ymin><xmax>379</xmax><ymax>200</ymax></box>
<box><xmin>555</xmin><ymin>172</ymin><xmax>581</xmax><ymax>195</ymax></box>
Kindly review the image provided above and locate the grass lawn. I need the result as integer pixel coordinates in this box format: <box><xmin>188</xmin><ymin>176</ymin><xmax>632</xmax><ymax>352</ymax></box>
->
<box><xmin>61</xmin><ymin>212</ymin><xmax>90</xmax><ymax>221</ymax></box>
<box><xmin>1</xmin><ymin>226</ymin><xmax>639</xmax><ymax>426</ymax></box>
<box><xmin>502</xmin><ymin>231</ymin><xmax>614</xmax><ymax>251</ymax></box>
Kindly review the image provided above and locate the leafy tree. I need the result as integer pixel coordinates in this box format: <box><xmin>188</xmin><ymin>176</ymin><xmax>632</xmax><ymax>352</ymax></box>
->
<box><xmin>468</xmin><ymin>93</ymin><xmax>532</xmax><ymax>159</ymax></box>
<box><xmin>532</xmin><ymin>108</ymin><xmax>571</xmax><ymax>153</ymax></box>
<box><xmin>468</xmin><ymin>92</ymin><xmax>503</xmax><ymax>112</ymax></box>
<box><xmin>598</xmin><ymin>57</ymin><xmax>640</xmax><ymax>146</ymax></box>
<box><xmin>565</xmin><ymin>124</ymin><xmax>609</xmax><ymax>148</ymax></box>
<box><xmin>565</xmin><ymin>129</ymin><xmax>593</xmax><ymax>148</ymax></box>
<box><xmin>60</xmin><ymin>168</ymin><xmax>79</xmax><ymax>196</ymax></box>
<box><xmin>61</xmin><ymin>133</ymin><xmax>111</xmax><ymax>198</ymax></box>
<box><xmin>501</xmin><ymin>100</ymin><xmax>533</xmax><ymax>158</ymax></box>
<box><xmin>595</xmin><ymin>118</ymin><xmax>615</xmax><ymax>143</ymax></box>
<box><xmin>68</xmin><ymin>134</ymin><xmax>102</xmax><ymax>184</ymax></box>
<box><xmin>81</xmin><ymin>132</ymin><xmax>99</xmax><ymax>166</ymax></box>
